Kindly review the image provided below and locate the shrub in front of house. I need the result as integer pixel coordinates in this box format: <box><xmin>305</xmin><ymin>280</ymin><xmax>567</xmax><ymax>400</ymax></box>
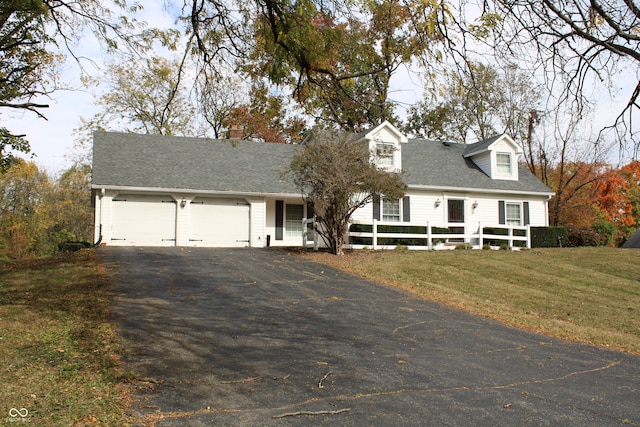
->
<box><xmin>455</xmin><ymin>244</ymin><xmax>473</xmax><ymax>250</ymax></box>
<box><xmin>591</xmin><ymin>220</ymin><xmax>617</xmax><ymax>246</ymax></box>
<box><xmin>431</xmin><ymin>226</ymin><xmax>450</xmax><ymax>245</ymax></box>
<box><xmin>531</xmin><ymin>226</ymin><xmax>568</xmax><ymax>248</ymax></box>
<box><xmin>565</xmin><ymin>224</ymin><xmax>607</xmax><ymax>247</ymax></box>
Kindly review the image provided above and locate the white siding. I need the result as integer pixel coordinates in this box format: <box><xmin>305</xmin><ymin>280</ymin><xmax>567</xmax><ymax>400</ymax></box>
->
<box><xmin>94</xmin><ymin>192</ymin><xmax>103</xmax><ymax>243</ymax></box>
<box><xmin>264</xmin><ymin>197</ymin><xmax>307</xmax><ymax>247</ymax></box>
<box><xmin>357</xmin><ymin>192</ymin><xmax>510</xmax><ymax>226</ymax></box>
<box><xmin>101</xmin><ymin>193</ymin><xmax>114</xmax><ymax>243</ymax></box>
<box><xmin>368</xmin><ymin>127</ymin><xmax>402</xmax><ymax>171</ymax></box>
<box><xmin>265</xmin><ymin>198</ymin><xmax>276</xmax><ymax>244</ymax></box>
<box><xmin>175</xmin><ymin>196</ymin><xmax>190</xmax><ymax>246</ymax></box>
<box><xmin>403</xmin><ymin>193</ymin><xmax>446</xmax><ymax>224</ymax></box>
<box><xmin>351</xmin><ymin>194</ymin><xmax>446</xmax><ymax>224</ymax></box>
<box><xmin>528</xmin><ymin>198</ymin><xmax>549</xmax><ymax>226</ymax></box>
<box><xmin>405</xmin><ymin>194</ymin><xmax>428</xmax><ymax>223</ymax></box>
<box><xmin>371</xmin><ymin>127</ymin><xmax>399</xmax><ymax>143</ymax></box>
<box><xmin>467</xmin><ymin>195</ymin><xmax>498</xmax><ymax>225</ymax></box>
<box><xmin>249</xmin><ymin>198</ymin><xmax>266</xmax><ymax>247</ymax></box>
<box><xmin>493</xmin><ymin>139</ymin><xmax>514</xmax><ymax>152</ymax></box>
<box><xmin>472</xmin><ymin>151</ymin><xmax>492</xmax><ymax>177</ymax></box>
<box><xmin>351</xmin><ymin>200</ymin><xmax>373</xmax><ymax>222</ymax></box>
<box><xmin>469</xmin><ymin>194</ymin><xmax>549</xmax><ymax>226</ymax></box>
<box><xmin>399</xmin><ymin>190</ymin><xmax>549</xmax><ymax>228</ymax></box>
<box><xmin>93</xmin><ymin>188</ymin><xmax>549</xmax><ymax>248</ymax></box>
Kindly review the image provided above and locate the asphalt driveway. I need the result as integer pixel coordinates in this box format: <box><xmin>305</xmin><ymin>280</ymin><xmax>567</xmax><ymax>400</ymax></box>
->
<box><xmin>100</xmin><ymin>247</ymin><xmax>640</xmax><ymax>426</ymax></box>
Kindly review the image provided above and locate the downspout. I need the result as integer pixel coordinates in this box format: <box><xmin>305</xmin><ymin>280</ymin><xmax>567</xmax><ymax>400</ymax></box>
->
<box><xmin>545</xmin><ymin>194</ymin><xmax>552</xmax><ymax>227</ymax></box>
<box><xmin>94</xmin><ymin>188</ymin><xmax>105</xmax><ymax>246</ymax></box>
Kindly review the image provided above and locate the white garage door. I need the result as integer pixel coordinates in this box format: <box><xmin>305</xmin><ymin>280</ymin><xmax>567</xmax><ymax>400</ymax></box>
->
<box><xmin>111</xmin><ymin>194</ymin><xmax>176</xmax><ymax>246</ymax></box>
<box><xmin>189</xmin><ymin>197</ymin><xmax>250</xmax><ymax>247</ymax></box>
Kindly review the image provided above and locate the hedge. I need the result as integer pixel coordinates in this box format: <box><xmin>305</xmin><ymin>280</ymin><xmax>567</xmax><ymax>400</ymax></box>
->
<box><xmin>531</xmin><ymin>226</ymin><xmax>568</xmax><ymax>248</ymax></box>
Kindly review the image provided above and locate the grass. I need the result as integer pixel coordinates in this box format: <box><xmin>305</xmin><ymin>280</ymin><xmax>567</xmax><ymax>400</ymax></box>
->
<box><xmin>0</xmin><ymin>250</ymin><xmax>129</xmax><ymax>426</ymax></box>
<box><xmin>300</xmin><ymin>247</ymin><xmax>640</xmax><ymax>354</ymax></box>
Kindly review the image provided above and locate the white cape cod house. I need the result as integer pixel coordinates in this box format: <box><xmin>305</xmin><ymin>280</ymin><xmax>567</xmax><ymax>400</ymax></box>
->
<box><xmin>91</xmin><ymin>122</ymin><xmax>553</xmax><ymax>249</ymax></box>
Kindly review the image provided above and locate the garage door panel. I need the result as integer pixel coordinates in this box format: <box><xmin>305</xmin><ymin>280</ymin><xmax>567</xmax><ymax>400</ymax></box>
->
<box><xmin>189</xmin><ymin>198</ymin><xmax>250</xmax><ymax>247</ymax></box>
<box><xmin>112</xmin><ymin>195</ymin><xmax>176</xmax><ymax>246</ymax></box>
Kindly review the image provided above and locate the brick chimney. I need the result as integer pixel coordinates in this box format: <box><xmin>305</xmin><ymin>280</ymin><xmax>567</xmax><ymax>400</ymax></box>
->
<box><xmin>227</xmin><ymin>125</ymin><xmax>244</xmax><ymax>139</ymax></box>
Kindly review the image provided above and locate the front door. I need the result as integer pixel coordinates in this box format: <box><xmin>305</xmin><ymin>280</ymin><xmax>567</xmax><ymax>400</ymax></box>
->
<box><xmin>448</xmin><ymin>199</ymin><xmax>465</xmax><ymax>242</ymax></box>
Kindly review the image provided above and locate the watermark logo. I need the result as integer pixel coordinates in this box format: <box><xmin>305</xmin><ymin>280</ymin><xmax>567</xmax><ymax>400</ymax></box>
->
<box><xmin>7</xmin><ymin>408</ymin><xmax>30</xmax><ymax>423</ymax></box>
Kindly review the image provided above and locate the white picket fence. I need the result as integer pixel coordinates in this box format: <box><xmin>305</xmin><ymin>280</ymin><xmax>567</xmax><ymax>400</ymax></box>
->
<box><xmin>303</xmin><ymin>218</ymin><xmax>530</xmax><ymax>250</ymax></box>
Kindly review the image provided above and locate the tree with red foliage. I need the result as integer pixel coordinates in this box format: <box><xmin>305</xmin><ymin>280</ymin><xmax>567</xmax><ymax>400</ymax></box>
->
<box><xmin>588</xmin><ymin>161</ymin><xmax>640</xmax><ymax>242</ymax></box>
<box><xmin>620</xmin><ymin>161</ymin><xmax>640</xmax><ymax>235</ymax></box>
<box><xmin>545</xmin><ymin>161</ymin><xmax>604</xmax><ymax>228</ymax></box>
<box><xmin>592</xmin><ymin>168</ymin><xmax>635</xmax><ymax>228</ymax></box>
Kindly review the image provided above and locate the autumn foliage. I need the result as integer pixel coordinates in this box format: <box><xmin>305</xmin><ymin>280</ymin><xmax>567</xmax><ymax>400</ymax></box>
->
<box><xmin>0</xmin><ymin>160</ymin><xmax>93</xmax><ymax>259</ymax></box>
<box><xmin>540</xmin><ymin>160</ymin><xmax>639</xmax><ymax>245</ymax></box>
<box><xmin>592</xmin><ymin>165</ymin><xmax>637</xmax><ymax>229</ymax></box>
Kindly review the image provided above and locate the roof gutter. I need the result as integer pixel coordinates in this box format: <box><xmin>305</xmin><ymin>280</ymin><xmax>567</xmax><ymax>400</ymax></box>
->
<box><xmin>407</xmin><ymin>184</ymin><xmax>555</xmax><ymax>198</ymax></box>
<box><xmin>92</xmin><ymin>183</ymin><xmax>554</xmax><ymax>199</ymax></box>
<box><xmin>91</xmin><ymin>184</ymin><xmax>302</xmax><ymax>199</ymax></box>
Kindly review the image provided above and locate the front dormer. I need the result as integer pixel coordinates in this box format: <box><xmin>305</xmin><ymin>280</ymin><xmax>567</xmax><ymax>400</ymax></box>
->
<box><xmin>359</xmin><ymin>121</ymin><xmax>407</xmax><ymax>172</ymax></box>
<box><xmin>463</xmin><ymin>134</ymin><xmax>522</xmax><ymax>181</ymax></box>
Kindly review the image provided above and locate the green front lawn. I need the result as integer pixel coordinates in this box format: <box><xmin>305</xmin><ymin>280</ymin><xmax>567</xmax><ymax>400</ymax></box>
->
<box><xmin>302</xmin><ymin>247</ymin><xmax>640</xmax><ymax>354</ymax></box>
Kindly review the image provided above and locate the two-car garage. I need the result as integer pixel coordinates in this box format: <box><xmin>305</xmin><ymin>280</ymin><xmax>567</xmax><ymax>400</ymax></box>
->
<box><xmin>108</xmin><ymin>194</ymin><xmax>250</xmax><ymax>247</ymax></box>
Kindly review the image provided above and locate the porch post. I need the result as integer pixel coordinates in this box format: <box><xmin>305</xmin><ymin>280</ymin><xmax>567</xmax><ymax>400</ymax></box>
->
<box><xmin>301</xmin><ymin>218</ymin><xmax>306</xmax><ymax>248</ymax></box>
<box><xmin>508</xmin><ymin>226</ymin><xmax>514</xmax><ymax>248</ymax></box>
<box><xmin>426</xmin><ymin>221</ymin><xmax>431</xmax><ymax>250</ymax></box>
<box><xmin>478</xmin><ymin>222</ymin><xmax>483</xmax><ymax>249</ymax></box>
<box><xmin>314</xmin><ymin>218</ymin><xmax>319</xmax><ymax>250</ymax></box>
<box><xmin>465</xmin><ymin>223</ymin><xmax>470</xmax><ymax>246</ymax></box>
<box><xmin>372</xmin><ymin>218</ymin><xmax>378</xmax><ymax>250</ymax></box>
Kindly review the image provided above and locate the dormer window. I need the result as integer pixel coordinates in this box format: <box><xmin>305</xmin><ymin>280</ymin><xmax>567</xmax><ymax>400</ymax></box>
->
<box><xmin>463</xmin><ymin>134</ymin><xmax>521</xmax><ymax>181</ymax></box>
<box><xmin>360</xmin><ymin>121</ymin><xmax>406</xmax><ymax>171</ymax></box>
<box><xmin>496</xmin><ymin>152</ymin><xmax>512</xmax><ymax>175</ymax></box>
<box><xmin>376</xmin><ymin>142</ymin><xmax>394</xmax><ymax>166</ymax></box>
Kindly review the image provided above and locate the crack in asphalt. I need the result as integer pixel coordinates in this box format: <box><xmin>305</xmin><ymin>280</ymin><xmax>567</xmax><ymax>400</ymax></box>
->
<box><xmin>135</xmin><ymin>360</ymin><xmax>627</xmax><ymax>425</ymax></box>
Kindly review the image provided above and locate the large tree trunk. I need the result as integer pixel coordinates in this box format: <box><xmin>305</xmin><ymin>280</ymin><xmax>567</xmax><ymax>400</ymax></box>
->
<box><xmin>334</xmin><ymin>222</ymin><xmax>348</xmax><ymax>256</ymax></box>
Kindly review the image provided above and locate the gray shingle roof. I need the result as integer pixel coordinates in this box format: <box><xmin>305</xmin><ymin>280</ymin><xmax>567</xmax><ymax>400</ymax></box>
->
<box><xmin>463</xmin><ymin>134</ymin><xmax>504</xmax><ymax>157</ymax></box>
<box><xmin>92</xmin><ymin>131</ymin><xmax>553</xmax><ymax>196</ymax></box>
<box><xmin>403</xmin><ymin>139</ymin><xmax>553</xmax><ymax>194</ymax></box>
<box><xmin>92</xmin><ymin>131</ymin><xmax>301</xmax><ymax>194</ymax></box>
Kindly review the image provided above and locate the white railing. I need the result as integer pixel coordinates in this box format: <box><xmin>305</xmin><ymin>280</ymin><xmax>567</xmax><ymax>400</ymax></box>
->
<box><xmin>345</xmin><ymin>220</ymin><xmax>530</xmax><ymax>250</ymax></box>
<box><xmin>302</xmin><ymin>217</ymin><xmax>319</xmax><ymax>250</ymax></box>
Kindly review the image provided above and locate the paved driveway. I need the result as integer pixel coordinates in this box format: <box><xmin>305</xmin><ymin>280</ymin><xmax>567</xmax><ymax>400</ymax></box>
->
<box><xmin>100</xmin><ymin>247</ymin><xmax>640</xmax><ymax>426</ymax></box>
